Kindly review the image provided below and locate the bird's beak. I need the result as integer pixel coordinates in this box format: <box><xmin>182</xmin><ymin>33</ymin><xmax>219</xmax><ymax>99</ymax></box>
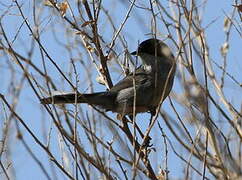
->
<box><xmin>131</xmin><ymin>51</ymin><xmax>137</xmax><ymax>55</ymax></box>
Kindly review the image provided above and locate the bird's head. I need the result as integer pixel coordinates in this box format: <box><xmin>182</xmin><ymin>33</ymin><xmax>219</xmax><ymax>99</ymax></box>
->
<box><xmin>131</xmin><ymin>38</ymin><xmax>174</xmax><ymax>59</ymax></box>
<box><xmin>131</xmin><ymin>38</ymin><xmax>175</xmax><ymax>68</ymax></box>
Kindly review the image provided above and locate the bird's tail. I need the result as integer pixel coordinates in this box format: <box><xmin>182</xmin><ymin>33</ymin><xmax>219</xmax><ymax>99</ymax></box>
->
<box><xmin>40</xmin><ymin>92</ymin><xmax>115</xmax><ymax>109</ymax></box>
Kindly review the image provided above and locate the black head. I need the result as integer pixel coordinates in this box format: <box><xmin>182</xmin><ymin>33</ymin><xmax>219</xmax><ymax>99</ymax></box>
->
<box><xmin>131</xmin><ymin>38</ymin><xmax>173</xmax><ymax>59</ymax></box>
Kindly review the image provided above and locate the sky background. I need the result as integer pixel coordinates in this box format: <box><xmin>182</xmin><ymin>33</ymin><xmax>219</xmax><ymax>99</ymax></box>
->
<box><xmin>0</xmin><ymin>0</ymin><xmax>241</xmax><ymax>179</ymax></box>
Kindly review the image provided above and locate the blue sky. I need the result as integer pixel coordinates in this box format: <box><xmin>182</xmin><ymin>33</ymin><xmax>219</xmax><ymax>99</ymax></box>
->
<box><xmin>0</xmin><ymin>0</ymin><xmax>241</xmax><ymax>179</ymax></box>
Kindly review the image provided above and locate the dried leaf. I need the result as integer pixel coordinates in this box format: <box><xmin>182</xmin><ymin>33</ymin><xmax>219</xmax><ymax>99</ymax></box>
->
<box><xmin>220</xmin><ymin>42</ymin><xmax>229</xmax><ymax>56</ymax></box>
<box><xmin>81</xmin><ymin>20</ymin><xmax>95</xmax><ymax>28</ymax></box>
<box><xmin>75</xmin><ymin>31</ymin><xmax>85</xmax><ymax>36</ymax></box>
<box><xmin>96</xmin><ymin>75</ymin><xmax>106</xmax><ymax>85</ymax></box>
<box><xmin>16</xmin><ymin>132</ymin><xmax>23</xmax><ymax>139</ymax></box>
<box><xmin>232</xmin><ymin>4</ymin><xmax>242</xmax><ymax>12</ymax></box>
<box><xmin>44</xmin><ymin>0</ymin><xmax>56</xmax><ymax>7</ymax></box>
<box><xmin>107</xmin><ymin>51</ymin><xmax>115</xmax><ymax>61</ymax></box>
<box><xmin>223</xmin><ymin>17</ymin><xmax>230</xmax><ymax>32</ymax></box>
<box><xmin>58</xmin><ymin>2</ymin><xmax>68</xmax><ymax>16</ymax></box>
<box><xmin>98</xmin><ymin>65</ymin><xmax>105</xmax><ymax>74</ymax></box>
<box><xmin>238</xmin><ymin>5</ymin><xmax>242</xmax><ymax>12</ymax></box>
<box><xmin>86</xmin><ymin>45</ymin><xmax>95</xmax><ymax>52</ymax></box>
<box><xmin>44</xmin><ymin>1</ymin><xmax>68</xmax><ymax>16</ymax></box>
<box><xmin>116</xmin><ymin>114</ymin><xmax>122</xmax><ymax>121</ymax></box>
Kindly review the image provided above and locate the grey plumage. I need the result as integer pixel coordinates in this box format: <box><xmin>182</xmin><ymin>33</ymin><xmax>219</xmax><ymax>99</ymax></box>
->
<box><xmin>41</xmin><ymin>38</ymin><xmax>176</xmax><ymax>115</ymax></box>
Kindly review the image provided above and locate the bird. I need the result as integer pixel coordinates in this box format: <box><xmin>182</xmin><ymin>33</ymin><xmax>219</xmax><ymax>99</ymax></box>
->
<box><xmin>41</xmin><ymin>38</ymin><xmax>176</xmax><ymax>115</ymax></box>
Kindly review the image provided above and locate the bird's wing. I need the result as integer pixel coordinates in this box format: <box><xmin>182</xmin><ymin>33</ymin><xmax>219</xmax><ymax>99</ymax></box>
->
<box><xmin>109</xmin><ymin>67</ymin><xmax>154</xmax><ymax>110</ymax></box>
<box><xmin>110</xmin><ymin>67</ymin><xmax>152</xmax><ymax>93</ymax></box>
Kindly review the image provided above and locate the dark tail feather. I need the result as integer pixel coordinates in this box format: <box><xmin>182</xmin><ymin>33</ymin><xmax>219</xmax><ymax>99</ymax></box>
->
<box><xmin>41</xmin><ymin>92</ymin><xmax>115</xmax><ymax>109</ymax></box>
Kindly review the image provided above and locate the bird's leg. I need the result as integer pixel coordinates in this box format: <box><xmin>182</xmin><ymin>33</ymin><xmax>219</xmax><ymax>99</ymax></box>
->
<box><xmin>149</xmin><ymin>107</ymin><xmax>156</xmax><ymax>126</ymax></box>
<box><xmin>142</xmin><ymin>108</ymin><xmax>156</xmax><ymax>148</ymax></box>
